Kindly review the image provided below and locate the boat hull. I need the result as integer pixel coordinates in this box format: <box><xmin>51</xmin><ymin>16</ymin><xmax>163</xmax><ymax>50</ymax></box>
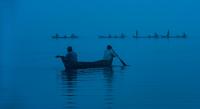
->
<box><xmin>60</xmin><ymin>56</ymin><xmax>112</xmax><ymax>69</ymax></box>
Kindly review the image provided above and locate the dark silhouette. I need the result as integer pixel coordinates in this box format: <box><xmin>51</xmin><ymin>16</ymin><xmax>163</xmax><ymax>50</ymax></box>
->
<box><xmin>161</xmin><ymin>30</ymin><xmax>170</xmax><ymax>38</ymax></box>
<box><xmin>182</xmin><ymin>32</ymin><xmax>187</xmax><ymax>38</ymax></box>
<box><xmin>166</xmin><ymin>30</ymin><xmax>170</xmax><ymax>38</ymax></box>
<box><xmin>133</xmin><ymin>30</ymin><xmax>139</xmax><ymax>38</ymax></box>
<box><xmin>64</xmin><ymin>35</ymin><xmax>67</xmax><ymax>38</ymax></box>
<box><xmin>57</xmin><ymin>45</ymin><xmax>123</xmax><ymax>69</ymax></box>
<box><xmin>108</xmin><ymin>34</ymin><xmax>112</xmax><ymax>38</ymax></box>
<box><xmin>65</xmin><ymin>46</ymin><xmax>78</xmax><ymax>63</ymax></box>
<box><xmin>154</xmin><ymin>32</ymin><xmax>159</xmax><ymax>39</ymax></box>
<box><xmin>52</xmin><ymin>33</ymin><xmax>59</xmax><ymax>39</ymax></box>
<box><xmin>120</xmin><ymin>33</ymin><xmax>126</xmax><ymax>38</ymax></box>
<box><xmin>103</xmin><ymin>45</ymin><xmax>116</xmax><ymax>62</ymax></box>
<box><xmin>136</xmin><ymin>30</ymin><xmax>138</xmax><ymax>38</ymax></box>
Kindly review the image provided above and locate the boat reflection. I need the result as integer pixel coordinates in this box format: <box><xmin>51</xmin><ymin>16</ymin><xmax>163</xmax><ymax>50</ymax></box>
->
<box><xmin>102</xmin><ymin>68</ymin><xmax>114</xmax><ymax>109</ymax></box>
<box><xmin>60</xmin><ymin>67</ymin><xmax>125</xmax><ymax>109</ymax></box>
<box><xmin>61</xmin><ymin>69</ymin><xmax>78</xmax><ymax>109</ymax></box>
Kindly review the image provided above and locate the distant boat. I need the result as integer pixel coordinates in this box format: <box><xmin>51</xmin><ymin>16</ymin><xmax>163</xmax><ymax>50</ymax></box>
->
<box><xmin>120</xmin><ymin>33</ymin><xmax>126</xmax><ymax>38</ymax></box>
<box><xmin>182</xmin><ymin>32</ymin><xmax>187</xmax><ymax>38</ymax></box>
<box><xmin>132</xmin><ymin>30</ymin><xmax>157</xmax><ymax>38</ymax></box>
<box><xmin>52</xmin><ymin>34</ymin><xmax>78</xmax><ymax>39</ymax></box>
<box><xmin>161</xmin><ymin>34</ymin><xmax>187</xmax><ymax>39</ymax></box>
<box><xmin>98</xmin><ymin>34</ymin><xmax>126</xmax><ymax>39</ymax></box>
<box><xmin>132</xmin><ymin>35</ymin><xmax>158</xmax><ymax>38</ymax></box>
<box><xmin>132</xmin><ymin>30</ymin><xmax>187</xmax><ymax>39</ymax></box>
<box><xmin>70</xmin><ymin>34</ymin><xmax>78</xmax><ymax>38</ymax></box>
<box><xmin>52</xmin><ymin>33</ymin><xmax>60</xmax><ymax>39</ymax></box>
<box><xmin>161</xmin><ymin>30</ymin><xmax>187</xmax><ymax>39</ymax></box>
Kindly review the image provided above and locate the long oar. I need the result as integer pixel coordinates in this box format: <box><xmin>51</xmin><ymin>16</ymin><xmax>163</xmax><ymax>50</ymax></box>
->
<box><xmin>111</xmin><ymin>49</ymin><xmax>128</xmax><ymax>66</ymax></box>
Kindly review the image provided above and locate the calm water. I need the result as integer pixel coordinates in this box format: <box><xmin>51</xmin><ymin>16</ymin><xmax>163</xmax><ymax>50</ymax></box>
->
<box><xmin>1</xmin><ymin>37</ymin><xmax>200</xmax><ymax>109</ymax></box>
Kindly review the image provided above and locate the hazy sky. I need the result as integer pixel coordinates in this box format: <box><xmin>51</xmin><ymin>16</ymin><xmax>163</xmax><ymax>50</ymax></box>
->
<box><xmin>1</xmin><ymin>0</ymin><xmax>200</xmax><ymax>60</ymax></box>
<box><xmin>4</xmin><ymin>0</ymin><xmax>200</xmax><ymax>37</ymax></box>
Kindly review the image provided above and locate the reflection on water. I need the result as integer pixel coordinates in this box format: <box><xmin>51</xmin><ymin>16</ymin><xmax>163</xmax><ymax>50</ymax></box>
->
<box><xmin>61</xmin><ymin>70</ymin><xmax>78</xmax><ymax>109</ymax></box>
<box><xmin>60</xmin><ymin>67</ymin><xmax>125</xmax><ymax>109</ymax></box>
<box><xmin>103</xmin><ymin>68</ymin><xmax>114</xmax><ymax>109</ymax></box>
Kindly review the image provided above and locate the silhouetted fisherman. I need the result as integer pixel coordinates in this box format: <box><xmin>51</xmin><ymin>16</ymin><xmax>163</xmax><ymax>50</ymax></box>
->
<box><xmin>154</xmin><ymin>32</ymin><xmax>159</xmax><ymax>38</ymax></box>
<box><xmin>182</xmin><ymin>32</ymin><xmax>187</xmax><ymax>38</ymax></box>
<box><xmin>64</xmin><ymin>35</ymin><xmax>67</xmax><ymax>38</ymax></box>
<box><xmin>52</xmin><ymin>33</ymin><xmax>59</xmax><ymax>39</ymax></box>
<box><xmin>166</xmin><ymin>30</ymin><xmax>170</xmax><ymax>38</ymax></box>
<box><xmin>56</xmin><ymin>33</ymin><xmax>59</xmax><ymax>37</ymax></box>
<box><xmin>136</xmin><ymin>30</ymin><xmax>138</xmax><ymax>37</ymax></box>
<box><xmin>103</xmin><ymin>45</ymin><xmax>116</xmax><ymax>62</ymax></box>
<box><xmin>95</xmin><ymin>45</ymin><xmax>117</xmax><ymax>66</ymax></box>
<box><xmin>133</xmin><ymin>30</ymin><xmax>139</xmax><ymax>38</ymax></box>
<box><xmin>120</xmin><ymin>33</ymin><xmax>126</xmax><ymax>38</ymax></box>
<box><xmin>65</xmin><ymin>46</ymin><xmax>78</xmax><ymax>63</ymax></box>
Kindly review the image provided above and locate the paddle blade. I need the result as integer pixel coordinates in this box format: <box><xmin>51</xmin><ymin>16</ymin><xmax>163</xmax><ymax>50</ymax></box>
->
<box><xmin>119</xmin><ymin>58</ymin><xmax>128</xmax><ymax>66</ymax></box>
<box><xmin>111</xmin><ymin>49</ymin><xmax>128</xmax><ymax>66</ymax></box>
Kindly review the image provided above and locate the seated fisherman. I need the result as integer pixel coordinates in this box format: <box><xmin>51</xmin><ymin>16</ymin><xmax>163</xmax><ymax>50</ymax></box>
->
<box><xmin>103</xmin><ymin>45</ymin><xmax>116</xmax><ymax>62</ymax></box>
<box><xmin>65</xmin><ymin>46</ymin><xmax>78</xmax><ymax>62</ymax></box>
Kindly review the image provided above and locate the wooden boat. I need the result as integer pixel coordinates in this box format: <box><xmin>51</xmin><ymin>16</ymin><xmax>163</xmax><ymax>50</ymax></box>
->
<box><xmin>57</xmin><ymin>56</ymin><xmax>113</xmax><ymax>69</ymax></box>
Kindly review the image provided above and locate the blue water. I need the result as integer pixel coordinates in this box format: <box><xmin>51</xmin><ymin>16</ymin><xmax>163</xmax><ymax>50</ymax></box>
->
<box><xmin>1</xmin><ymin>37</ymin><xmax>200</xmax><ymax>109</ymax></box>
<box><xmin>1</xmin><ymin>0</ymin><xmax>200</xmax><ymax>109</ymax></box>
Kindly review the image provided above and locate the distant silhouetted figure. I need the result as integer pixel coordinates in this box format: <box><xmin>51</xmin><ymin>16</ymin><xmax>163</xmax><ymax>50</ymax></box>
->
<box><xmin>52</xmin><ymin>33</ymin><xmax>59</xmax><ymax>39</ymax></box>
<box><xmin>56</xmin><ymin>33</ymin><xmax>59</xmax><ymax>37</ymax></box>
<box><xmin>166</xmin><ymin>30</ymin><xmax>170</xmax><ymax>38</ymax></box>
<box><xmin>120</xmin><ymin>33</ymin><xmax>125</xmax><ymax>38</ymax></box>
<box><xmin>108</xmin><ymin>34</ymin><xmax>112</xmax><ymax>38</ymax></box>
<box><xmin>182</xmin><ymin>32</ymin><xmax>187</xmax><ymax>38</ymax></box>
<box><xmin>133</xmin><ymin>30</ymin><xmax>139</xmax><ymax>38</ymax></box>
<box><xmin>136</xmin><ymin>30</ymin><xmax>138</xmax><ymax>37</ymax></box>
<box><xmin>154</xmin><ymin>32</ymin><xmax>159</xmax><ymax>38</ymax></box>
<box><xmin>64</xmin><ymin>35</ymin><xmax>67</xmax><ymax>38</ymax></box>
<box><xmin>65</xmin><ymin>46</ymin><xmax>78</xmax><ymax>62</ymax></box>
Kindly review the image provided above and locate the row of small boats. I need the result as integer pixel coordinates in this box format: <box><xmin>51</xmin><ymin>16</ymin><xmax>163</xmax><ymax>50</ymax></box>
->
<box><xmin>99</xmin><ymin>31</ymin><xmax>187</xmax><ymax>39</ymax></box>
<box><xmin>52</xmin><ymin>32</ymin><xmax>187</xmax><ymax>39</ymax></box>
<box><xmin>99</xmin><ymin>34</ymin><xmax>187</xmax><ymax>39</ymax></box>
